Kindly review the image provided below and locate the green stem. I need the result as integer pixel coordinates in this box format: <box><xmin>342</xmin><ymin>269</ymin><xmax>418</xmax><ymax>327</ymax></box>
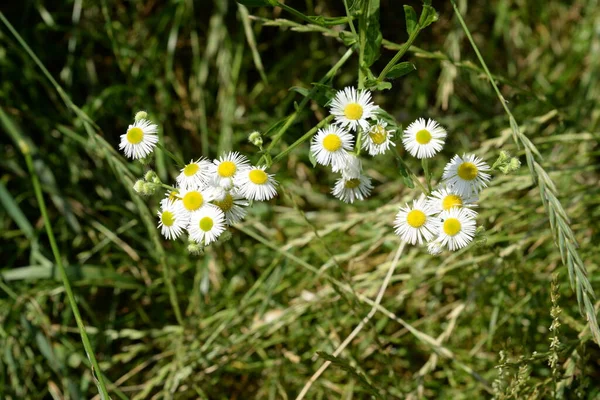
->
<box><xmin>271</xmin><ymin>115</ymin><xmax>334</xmax><ymax>164</ymax></box>
<box><xmin>276</xmin><ymin>2</ymin><xmax>320</xmax><ymax>26</ymax></box>
<box><xmin>354</xmin><ymin>127</ymin><xmax>363</xmax><ymax>155</ymax></box>
<box><xmin>377</xmin><ymin>27</ymin><xmax>421</xmax><ymax>82</ymax></box>
<box><xmin>357</xmin><ymin>1</ymin><xmax>367</xmax><ymax>89</ymax></box>
<box><xmin>421</xmin><ymin>158</ymin><xmax>433</xmax><ymax>194</ymax></box>
<box><xmin>156</xmin><ymin>142</ymin><xmax>184</xmax><ymax>167</ymax></box>
<box><xmin>396</xmin><ymin>155</ymin><xmax>429</xmax><ymax>195</ymax></box>
<box><xmin>22</xmin><ymin>145</ymin><xmax>110</xmax><ymax>398</ymax></box>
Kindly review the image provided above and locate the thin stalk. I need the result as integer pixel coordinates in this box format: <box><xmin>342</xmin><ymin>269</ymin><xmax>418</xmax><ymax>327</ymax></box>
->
<box><xmin>357</xmin><ymin>0</ymin><xmax>367</xmax><ymax>89</ymax></box>
<box><xmin>421</xmin><ymin>158</ymin><xmax>433</xmax><ymax>194</ymax></box>
<box><xmin>156</xmin><ymin>142</ymin><xmax>184</xmax><ymax>167</ymax></box>
<box><xmin>22</xmin><ymin>144</ymin><xmax>110</xmax><ymax>399</ymax></box>
<box><xmin>271</xmin><ymin>115</ymin><xmax>333</xmax><ymax>164</ymax></box>
<box><xmin>377</xmin><ymin>27</ymin><xmax>421</xmax><ymax>82</ymax></box>
<box><xmin>276</xmin><ymin>1</ymin><xmax>319</xmax><ymax>26</ymax></box>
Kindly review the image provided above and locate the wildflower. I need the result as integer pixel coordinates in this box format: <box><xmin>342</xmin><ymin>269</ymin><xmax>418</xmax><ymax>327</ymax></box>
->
<box><xmin>330</xmin><ymin>87</ymin><xmax>379</xmax><ymax>131</ymax></box>
<box><xmin>427</xmin><ymin>186</ymin><xmax>478</xmax><ymax>216</ymax></box>
<box><xmin>437</xmin><ymin>207</ymin><xmax>476</xmax><ymax>250</ymax></box>
<box><xmin>176</xmin><ymin>158</ymin><xmax>212</xmax><ymax>189</ymax></box>
<box><xmin>310</xmin><ymin>125</ymin><xmax>354</xmax><ymax>172</ymax></box>
<box><xmin>157</xmin><ymin>199</ymin><xmax>188</xmax><ymax>240</ymax></box>
<box><xmin>427</xmin><ymin>240</ymin><xmax>444</xmax><ymax>255</ymax></box>
<box><xmin>332</xmin><ymin>173</ymin><xmax>373</xmax><ymax>203</ymax></box>
<box><xmin>119</xmin><ymin>119</ymin><xmax>159</xmax><ymax>159</ymax></box>
<box><xmin>442</xmin><ymin>153</ymin><xmax>491</xmax><ymax>197</ymax></box>
<box><xmin>237</xmin><ymin>166</ymin><xmax>278</xmax><ymax>201</ymax></box>
<box><xmin>210</xmin><ymin>152</ymin><xmax>250</xmax><ymax>183</ymax></box>
<box><xmin>188</xmin><ymin>205</ymin><xmax>226</xmax><ymax>245</ymax></box>
<box><xmin>394</xmin><ymin>197</ymin><xmax>438</xmax><ymax>245</ymax></box>
<box><xmin>213</xmin><ymin>191</ymin><xmax>249</xmax><ymax>225</ymax></box>
<box><xmin>178</xmin><ymin>187</ymin><xmax>213</xmax><ymax>214</ymax></box>
<box><xmin>402</xmin><ymin>118</ymin><xmax>446</xmax><ymax>159</ymax></box>
<box><xmin>362</xmin><ymin>119</ymin><xmax>396</xmax><ymax>156</ymax></box>
<box><xmin>340</xmin><ymin>154</ymin><xmax>363</xmax><ymax>179</ymax></box>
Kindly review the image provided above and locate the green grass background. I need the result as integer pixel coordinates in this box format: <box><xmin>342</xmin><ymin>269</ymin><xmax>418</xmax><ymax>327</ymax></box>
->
<box><xmin>1</xmin><ymin>0</ymin><xmax>599</xmax><ymax>398</ymax></box>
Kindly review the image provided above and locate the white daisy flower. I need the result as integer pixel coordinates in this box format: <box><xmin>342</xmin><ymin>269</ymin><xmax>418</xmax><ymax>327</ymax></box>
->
<box><xmin>310</xmin><ymin>125</ymin><xmax>354</xmax><ymax>172</ymax></box>
<box><xmin>119</xmin><ymin>119</ymin><xmax>159</xmax><ymax>159</ymax></box>
<box><xmin>157</xmin><ymin>199</ymin><xmax>188</xmax><ymax>240</ymax></box>
<box><xmin>330</xmin><ymin>87</ymin><xmax>379</xmax><ymax>131</ymax></box>
<box><xmin>210</xmin><ymin>152</ymin><xmax>250</xmax><ymax>183</ymax></box>
<box><xmin>188</xmin><ymin>205</ymin><xmax>226</xmax><ymax>245</ymax></box>
<box><xmin>437</xmin><ymin>207</ymin><xmax>476</xmax><ymax>251</ymax></box>
<box><xmin>442</xmin><ymin>153</ymin><xmax>491</xmax><ymax>197</ymax></box>
<box><xmin>427</xmin><ymin>186</ymin><xmax>478</xmax><ymax>217</ymax></box>
<box><xmin>178</xmin><ymin>187</ymin><xmax>213</xmax><ymax>214</ymax></box>
<box><xmin>332</xmin><ymin>174</ymin><xmax>373</xmax><ymax>204</ymax></box>
<box><xmin>394</xmin><ymin>197</ymin><xmax>439</xmax><ymax>245</ymax></box>
<box><xmin>427</xmin><ymin>240</ymin><xmax>444</xmax><ymax>255</ymax></box>
<box><xmin>237</xmin><ymin>166</ymin><xmax>278</xmax><ymax>201</ymax></box>
<box><xmin>212</xmin><ymin>191</ymin><xmax>249</xmax><ymax>225</ymax></box>
<box><xmin>340</xmin><ymin>154</ymin><xmax>363</xmax><ymax>180</ymax></box>
<box><xmin>362</xmin><ymin>119</ymin><xmax>396</xmax><ymax>156</ymax></box>
<box><xmin>176</xmin><ymin>158</ymin><xmax>212</xmax><ymax>189</ymax></box>
<box><xmin>402</xmin><ymin>118</ymin><xmax>447</xmax><ymax>159</ymax></box>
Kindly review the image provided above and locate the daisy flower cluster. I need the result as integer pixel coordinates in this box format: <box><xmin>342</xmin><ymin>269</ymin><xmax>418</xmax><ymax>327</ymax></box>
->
<box><xmin>119</xmin><ymin>112</ymin><xmax>278</xmax><ymax>251</ymax></box>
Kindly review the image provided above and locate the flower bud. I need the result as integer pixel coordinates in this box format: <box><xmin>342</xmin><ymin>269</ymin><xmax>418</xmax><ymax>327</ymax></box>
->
<box><xmin>248</xmin><ymin>131</ymin><xmax>263</xmax><ymax>147</ymax></box>
<box><xmin>187</xmin><ymin>241</ymin><xmax>204</xmax><ymax>256</ymax></box>
<box><xmin>133</xmin><ymin>180</ymin><xmax>145</xmax><ymax>194</ymax></box>
<box><xmin>134</xmin><ymin>111</ymin><xmax>148</xmax><ymax>121</ymax></box>
<box><xmin>144</xmin><ymin>170</ymin><xmax>158</xmax><ymax>182</ymax></box>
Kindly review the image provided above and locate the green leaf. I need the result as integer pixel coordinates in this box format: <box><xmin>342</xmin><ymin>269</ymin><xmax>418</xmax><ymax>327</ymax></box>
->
<box><xmin>419</xmin><ymin>5</ymin><xmax>438</xmax><ymax>29</ymax></box>
<box><xmin>363</xmin><ymin>0</ymin><xmax>382</xmax><ymax>67</ymax></box>
<box><xmin>317</xmin><ymin>352</ymin><xmax>383</xmax><ymax>399</ymax></box>
<box><xmin>308</xmin><ymin>150</ymin><xmax>317</xmax><ymax>168</ymax></box>
<box><xmin>365</xmin><ymin>79</ymin><xmax>392</xmax><ymax>91</ymax></box>
<box><xmin>386</xmin><ymin>62</ymin><xmax>416</xmax><ymax>79</ymax></box>
<box><xmin>404</xmin><ymin>5</ymin><xmax>418</xmax><ymax>35</ymax></box>
<box><xmin>236</xmin><ymin>0</ymin><xmax>277</xmax><ymax>7</ymax></box>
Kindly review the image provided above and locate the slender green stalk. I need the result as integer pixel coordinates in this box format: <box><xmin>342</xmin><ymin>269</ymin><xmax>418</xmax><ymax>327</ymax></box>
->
<box><xmin>357</xmin><ymin>1</ymin><xmax>367</xmax><ymax>89</ymax></box>
<box><xmin>156</xmin><ymin>142</ymin><xmax>184</xmax><ymax>167</ymax></box>
<box><xmin>275</xmin><ymin>1</ymin><xmax>320</xmax><ymax>26</ymax></box>
<box><xmin>271</xmin><ymin>115</ymin><xmax>333</xmax><ymax>164</ymax></box>
<box><xmin>377</xmin><ymin>27</ymin><xmax>421</xmax><ymax>82</ymax></box>
<box><xmin>21</xmin><ymin>143</ymin><xmax>110</xmax><ymax>399</ymax></box>
<box><xmin>421</xmin><ymin>158</ymin><xmax>433</xmax><ymax>194</ymax></box>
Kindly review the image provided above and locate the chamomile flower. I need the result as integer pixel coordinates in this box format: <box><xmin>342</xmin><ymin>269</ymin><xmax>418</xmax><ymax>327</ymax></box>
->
<box><xmin>427</xmin><ymin>186</ymin><xmax>478</xmax><ymax>217</ymax></box>
<box><xmin>394</xmin><ymin>197</ymin><xmax>438</xmax><ymax>245</ymax></box>
<box><xmin>402</xmin><ymin>118</ymin><xmax>447</xmax><ymax>159</ymax></box>
<box><xmin>178</xmin><ymin>187</ymin><xmax>213</xmax><ymax>214</ymax></box>
<box><xmin>188</xmin><ymin>205</ymin><xmax>226</xmax><ymax>245</ymax></box>
<box><xmin>210</xmin><ymin>152</ymin><xmax>250</xmax><ymax>183</ymax></box>
<box><xmin>330</xmin><ymin>87</ymin><xmax>379</xmax><ymax>131</ymax></box>
<box><xmin>332</xmin><ymin>174</ymin><xmax>373</xmax><ymax>203</ymax></box>
<box><xmin>212</xmin><ymin>191</ymin><xmax>249</xmax><ymax>225</ymax></box>
<box><xmin>340</xmin><ymin>154</ymin><xmax>363</xmax><ymax>179</ymax></box>
<box><xmin>237</xmin><ymin>166</ymin><xmax>278</xmax><ymax>201</ymax></box>
<box><xmin>437</xmin><ymin>207</ymin><xmax>476</xmax><ymax>251</ymax></box>
<box><xmin>362</xmin><ymin>119</ymin><xmax>396</xmax><ymax>156</ymax></box>
<box><xmin>442</xmin><ymin>154</ymin><xmax>491</xmax><ymax>197</ymax></box>
<box><xmin>310</xmin><ymin>125</ymin><xmax>354</xmax><ymax>172</ymax></box>
<box><xmin>157</xmin><ymin>199</ymin><xmax>188</xmax><ymax>240</ymax></box>
<box><xmin>176</xmin><ymin>158</ymin><xmax>212</xmax><ymax>189</ymax></box>
<box><xmin>119</xmin><ymin>119</ymin><xmax>159</xmax><ymax>159</ymax></box>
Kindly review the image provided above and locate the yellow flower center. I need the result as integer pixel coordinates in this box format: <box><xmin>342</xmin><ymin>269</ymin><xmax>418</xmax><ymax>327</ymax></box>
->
<box><xmin>443</xmin><ymin>218</ymin><xmax>461</xmax><ymax>236</ymax></box>
<box><xmin>214</xmin><ymin>193</ymin><xmax>233</xmax><ymax>212</ymax></box>
<box><xmin>182</xmin><ymin>191</ymin><xmax>203</xmax><ymax>211</ymax></box>
<box><xmin>161</xmin><ymin>211</ymin><xmax>175</xmax><ymax>227</ymax></box>
<box><xmin>323</xmin><ymin>134</ymin><xmax>342</xmax><ymax>152</ymax></box>
<box><xmin>442</xmin><ymin>194</ymin><xmax>463</xmax><ymax>211</ymax></box>
<box><xmin>168</xmin><ymin>191</ymin><xmax>179</xmax><ymax>203</ymax></box>
<box><xmin>369</xmin><ymin>125</ymin><xmax>387</xmax><ymax>145</ymax></box>
<box><xmin>344</xmin><ymin>178</ymin><xmax>361</xmax><ymax>189</ymax></box>
<box><xmin>457</xmin><ymin>162</ymin><xmax>478</xmax><ymax>181</ymax></box>
<box><xmin>199</xmin><ymin>216</ymin><xmax>213</xmax><ymax>232</ymax></box>
<box><xmin>406</xmin><ymin>210</ymin><xmax>426</xmax><ymax>228</ymax></box>
<box><xmin>217</xmin><ymin>161</ymin><xmax>237</xmax><ymax>177</ymax></box>
<box><xmin>343</xmin><ymin>103</ymin><xmax>363</xmax><ymax>120</ymax></box>
<box><xmin>126</xmin><ymin>127</ymin><xmax>144</xmax><ymax>144</ymax></box>
<box><xmin>415</xmin><ymin>129</ymin><xmax>432</xmax><ymax>145</ymax></box>
<box><xmin>183</xmin><ymin>163</ymin><xmax>199</xmax><ymax>177</ymax></box>
<box><xmin>249</xmin><ymin>169</ymin><xmax>268</xmax><ymax>185</ymax></box>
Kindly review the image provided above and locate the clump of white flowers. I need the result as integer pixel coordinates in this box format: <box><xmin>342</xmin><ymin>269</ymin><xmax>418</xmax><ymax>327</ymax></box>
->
<box><xmin>119</xmin><ymin>112</ymin><xmax>278</xmax><ymax>253</ymax></box>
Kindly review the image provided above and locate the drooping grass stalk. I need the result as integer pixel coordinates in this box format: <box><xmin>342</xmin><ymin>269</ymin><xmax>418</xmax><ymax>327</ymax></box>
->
<box><xmin>20</xmin><ymin>143</ymin><xmax>111</xmax><ymax>399</ymax></box>
<box><xmin>450</xmin><ymin>0</ymin><xmax>600</xmax><ymax>344</ymax></box>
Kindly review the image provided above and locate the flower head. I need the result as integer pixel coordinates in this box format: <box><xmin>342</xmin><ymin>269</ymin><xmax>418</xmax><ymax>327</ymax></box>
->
<box><xmin>237</xmin><ymin>166</ymin><xmax>278</xmax><ymax>201</ymax></box>
<box><xmin>427</xmin><ymin>186</ymin><xmax>478</xmax><ymax>217</ymax></box>
<box><xmin>210</xmin><ymin>152</ymin><xmax>250</xmax><ymax>183</ymax></box>
<box><xmin>212</xmin><ymin>191</ymin><xmax>249</xmax><ymax>225</ymax></box>
<box><xmin>310</xmin><ymin>125</ymin><xmax>354</xmax><ymax>172</ymax></box>
<box><xmin>394</xmin><ymin>197</ymin><xmax>439</xmax><ymax>245</ymax></box>
<box><xmin>437</xmin><ymin>207</ymin><xmax>476</xmax><ymax>251</ymax></box>
<box><xmin>157</xmin><ymin>199</ymin><xmax>188</xmax><ymax>240</ymax></box>
<box><xmin>402</xmin><ymin>118</ymin><xmax>446</xmax><ymax>159</ymax></box>
<box><xmin>362</xmin><ymin>119</ymin><xmax>396</xmax><ymax>156</ymax></box>
<box><xmin>176</xmin><ymin>158</ymin><xmax>212</xmax><ymax>190</ymax></box>
<box><xmin>442</xmin><ymin>153</ymin><xmax>491</xmax><ymax>197</ymax></box>
<box><xmin>332</xmin><ymin>173</ymin><xmax>373</xmax><ymax>204</ymax></box>
<box><xmin>119</xmin><ymin>119</ymin><xmax>159</xmax><ymax>159</ymax></box>
<box><xmin>330</xmin><ymin>87</ymin><xmax>379</xmax><ymax>131</ymax></box>
<box><xmin>340</xmin><ymin>154</ymin><xmax>363</xmax><ymax>180</ymax></box>
<box><xmin>188</xmin><ymin>205</ymin><xmax>226</xmax><ymax>245</ymax></box>
<box><xmin>178</xmin><ymin>187</ymin><xmax>213</xmax><ymax>214</ymax></box>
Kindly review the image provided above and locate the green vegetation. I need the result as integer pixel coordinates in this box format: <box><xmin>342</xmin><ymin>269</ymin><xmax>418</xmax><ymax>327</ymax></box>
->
<box><xmin>1</xmin><ymin>0</ymin><xmax>599</xmax><ymax>398</ymax></box>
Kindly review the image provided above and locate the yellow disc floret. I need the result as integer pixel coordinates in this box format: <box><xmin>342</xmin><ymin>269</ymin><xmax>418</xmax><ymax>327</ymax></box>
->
<box><xmin>126</xmin><ymin>127</ymin><xmax>144</xmax><ymax>144</ymax></box>
<box><xmin>161</xmin><ymin>211</ymin><xmax>175</xmax><ymax>227</ymax></box>
<box><xmin>457</xmin><ymin>162</ymin><xmax>478</xmax><ymax>181</ymax></box>
<box><xmin>183</xmin><ymin>191</ymin><xmax>204</xmax><ymax>211</ymax></box>
<box><xmin>442</xmin><ymin>194</ymin><xmax>463</xmax><ymax>211</ymax></box>
<box><xmin>183</xmin><ymin>163</ymin><xmax>199</xmax><ymax>177</ymax></box>
<box><xmin>406</xmin><ymin>210</ymin><xmax>426</xmax><ymax>228</ymax></box>
<box><xmin>217</xmin><ymin>161</ymin><xmax>237</xmax><ymax>177</ymax></box>
<box><xmin>323</xmin><ymin>134</ymin><xmax>342</xmax><ymax>152</ymax></box>
<box><xmin>214</xmin><ymin>194</ymin><xmax>233</xmax><ymax>212</ymax></box>
<box><xmin>415</xmin><ymin>129</ymin><xmax>432</xmax><ymax>145</ymax></box>
<box><xmin>369</xmin><ymin>125</ymin><xmax>387</xmax><ymax>145</ymax></box>
<box><xmin>443</xmin><ymin>218</ymin><xmax>461</xmax><ymax>236</ymax></box>
<box><xmin>249</xmin><ymin>169</ymin><xmax>268</xmax><ymax>185</ymax></box>
<box><xmin>344</xmin><ymin>178</ymin><xmax>361</xmax><ymax>189</ymax></box>
<box><xmin>199</xmin><ymin>217</ymin><xmax>213</xmax><ymax>232</ymax></box>
<box><xmin>343</xmin><ymin>103</ymin><xmax>363</xmax><ymax>120</ymax></box>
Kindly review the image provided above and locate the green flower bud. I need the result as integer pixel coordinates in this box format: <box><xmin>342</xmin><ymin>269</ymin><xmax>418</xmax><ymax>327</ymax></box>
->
<box><xmin>134</xmin><ymin>111</ymin><xmax>148</xmax><ymax>121</ymax></box>
<box><xmin>248</xmin><ymin>131</ymin><xmax>263</xmax><ymax>147</ymax></box>
<box><xmin>133</xmin><ymin>179</ymin><xmax>145</xmax><ymax>193</ymax></box>
<box><xmin>144</xmin><ymin>170</ymin><xmax>158</xmax><ymax>182</ymax></box>
<box><xmin>187</xmin><ymin>242</ymin><xmax>204</xmax><ymax>256</ymax></box>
